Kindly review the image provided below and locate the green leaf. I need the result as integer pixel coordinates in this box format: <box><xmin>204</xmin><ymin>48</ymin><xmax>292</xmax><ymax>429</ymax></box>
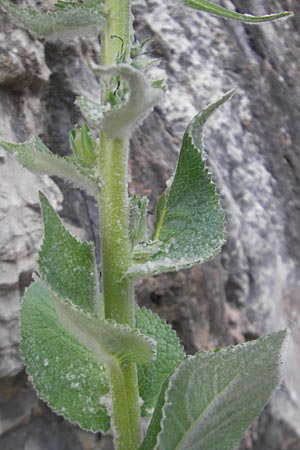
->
<box><xmin>21</xmin><ymin>280</ymin><xmax>157</xmax><ymax>432</ymax></box>
<box><xmin>129</xmin><ymin>90</ymin><xmax>234</xmax><ymax>278</ymax></box>
<box><xmin>135</xmin><ymin>307</ymin><xmax>184</xmax><ymax>416</ymax></box>
<box><xmin>139</xmin><ymin>376</ymin><xmax>170</xmax><ymax>450</ymax></box>
<box><xmin>69</xmin><ymin>124</ymin><xmax>98</xmax><ymax>169</ymax></box>
<box><xmin>55</xmin><ymin>1</ymin><xmax>104</xmax><ymax>10</ymax></box>
<box><xmin>182</xmin><ymin>0</ymin><xmax>293</xmax><ymax>23</ymax></box>
<box><xmin>0</xmin><ymin>136</ymin><xmax>98</xmax><ymax>196</ymax></box>
<box><xmin>50</xmin><ymin>287</ymin><xmax>156</xmax><ymax>367</ymax></box>
<box><xmin>20</xmin><ymin>280</ymin><xmax>110</xmax><ymax>432</ymax></box>
<box><xmin>129</xmin><ymin>195</ymin><xmax>148</xmax><ymax>246</ymax></box>
<box><xmin>141</xmin><ymin>329</ymin><xmax>286</xmax><ymax>450</ymax></box>
<box><xmin>0</xmin><ymin>0</ymin><xmax>107</xmax><ymax>40</ymax></box>
<box><xmin>38</xmin><ymin>192</ymin><xmax>100</xmax><ymax>315</ymax></box>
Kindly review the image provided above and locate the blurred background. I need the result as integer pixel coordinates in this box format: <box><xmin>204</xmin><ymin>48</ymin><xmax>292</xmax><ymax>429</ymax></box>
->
<box><xmin>0</xmin><ymin>1</ymin><xmax>300</xmax><ymax>449</ymax></box>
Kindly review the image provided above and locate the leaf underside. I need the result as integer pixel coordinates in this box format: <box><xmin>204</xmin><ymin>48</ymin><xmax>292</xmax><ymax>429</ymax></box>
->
<box><xmin>0</xmin><ymin>136</ymin><xmax>98</xmax><ymax>196</ymax></box>
<box><xmin>183</xmin><ymin>0</ymin><xmax>293</xmax><ymax>23</ymax></box>
<box><xmin>50</xmin><ymin>289</ymin><xmax>156</xmax><ymax>367</ymax></box>
<box><xmin>92</xmin><ymin>64</ymin><xmax>163</xmax><ymax>140</ymax></box>
<box><xmin>20</xmin><ymin>280</ymin><xmax>110</xmax><ymax>432</ymax></box>
<box><xmin>141</xmin><ymin>329</ymin><xmax>286</xmax><ymax>450</ymax></box>
<box><xmin>130</xmin><ymin>91</ymin><xmax>234</xmax><ymax>278</ymax></box>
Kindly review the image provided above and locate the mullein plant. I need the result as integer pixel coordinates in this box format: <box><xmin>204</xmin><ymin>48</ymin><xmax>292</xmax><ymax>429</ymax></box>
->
<box><xmin>0</xmin><ymin>1</ymin><xmax>293</xmax><ymax>450</ymax></box>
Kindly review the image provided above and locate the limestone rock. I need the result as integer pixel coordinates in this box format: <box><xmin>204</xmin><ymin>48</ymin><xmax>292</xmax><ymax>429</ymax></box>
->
<box><xmin>0</xmin><ymin>148</ymin><xmax>62</xmax><ymax>378</ymax></box>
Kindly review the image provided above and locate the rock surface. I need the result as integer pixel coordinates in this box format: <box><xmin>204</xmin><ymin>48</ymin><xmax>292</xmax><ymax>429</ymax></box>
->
<box><xmin>0</xmin><ymin>147</ymin><xmax>62</xmax><ymax>378</ymax></box>
<box><xmin>0</xmin><ymin>0</ymin><xmax>300</xmax><ymax>449</ymax></box>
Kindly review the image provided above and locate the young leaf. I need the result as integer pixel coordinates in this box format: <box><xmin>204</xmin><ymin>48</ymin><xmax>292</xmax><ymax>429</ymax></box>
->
<box><xmin>141</xmin><ymin>329</ymin><xmax>286</xmax><ymax>450</ymax></box>
<box><xmin>0</xmin><ymin>0</ymin><xmax>107</xmax><ymax>41</ymax></box>
<box><xmin>38</xmin><ymin>192</ymin><xmax>100</xmax><ymax>315</ymax></box>
<box><xmin>129</xmin><ymin>195</ymin><xmax>148</xmax><ymax>246</ymax></box>
<box><xmin>0</xmin><ymin>136</ymin><xmax>99</xmax><ymax>196</ymax></box>
<box><xmin>75</xmin><ymin>96</ymin><xmax>110</xmax><ymax>127</ymax></box>
<box><xmin>69</xmin><ymin>124</ymin><xmax>98</xmax><ymax>169</ymax></box>
<box><xmin>91</xmin><ymin>64</ymin><xmax>164</xmax><ymax>140</ymax></box>
<box><xmin>182</xmin><ymin>0</ymin><xmax>293</xmax><ymax>23</ymax></box>
<box><xmin>20</xmin><ymin>280</ymin><xmax>110</xmax><ymax>433</ymax></box>
<box><xmin>135</xmin><ymin>307</ymin><xmax>184</xmax><ymax>416</ymax></box>
<box><xmin>129</xmin><ymin>90</ymin><xmax>234</xmax><ymax>278</ymax></box>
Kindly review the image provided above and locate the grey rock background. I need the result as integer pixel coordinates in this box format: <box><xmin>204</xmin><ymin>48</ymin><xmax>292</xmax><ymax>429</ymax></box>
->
<box><xmin>0</xmin><ymin>0</ymin><xmax>300</xmax><ymax>449</ymax></box>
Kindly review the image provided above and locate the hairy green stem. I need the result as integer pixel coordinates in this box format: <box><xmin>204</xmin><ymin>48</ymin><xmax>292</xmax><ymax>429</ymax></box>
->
<box><xmin>99</xmin><ymin>2</ymin><xmax>141</xmax><ymax>449</ymax></box>
<box><xmin>99</xmin><ymin>130</ymin><xmax>142</xmax><ymax>450</ymax></box>
<box><xmin>99</xmin><ymin>135</ymin><xmax>133</xmax><ymax>324</ymax></box>
<box><xmin>101</xmin><ymin>0</ymin><xmax>132</xmax><ymax>66</ymax></box>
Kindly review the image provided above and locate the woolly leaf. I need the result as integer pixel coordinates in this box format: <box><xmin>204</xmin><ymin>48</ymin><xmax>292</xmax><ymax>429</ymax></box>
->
<box><xmin>0</xmin><ymin>0</ymin><xmax>107</xmax><ymax>40</ymax></box>
<box><xmin>0</xmin><ymin>136</ymin><xmax>98</xmax><ymax>196</ymax></box>
<box><xmin>38</xmin><ymin>192</ymin><xmax>100</xmax><ymax>315</ymax></box>
<box><xmin>44</xmin><ymin>282</ymin><xmax>156</xmax><ymax>367</ymax></box>
<box><xmin>141</xmin><ymin>330</ymin><xmax>286</xmax><ymax>450</ymax></box>
<box><xmin>20</xmin><ymin>280</ymin><xmax>110</xmax><ymax>432</ymax></box>
<box><xmin>135</xmin><ymin>307</ymin><xmax>184</xmax><ymax>416</ymax></box>
<box><xmin>129</xmin><ymin>91</ymin><xmax>233</xmax><ymax>278</ymax></box>
<box><xmin>91</xmin><ymin>64</ymin><xmax>163</xmax><ymax>140</ymax></box>
<box><xmin>75</xmin><ymin>96</ymin><xmax>109</xmax><ymax>127</ymax></box>
<box><xmin>182</xmin><ymin>0</ymin><xmax>293</xmax><ymax>23</ymax></box>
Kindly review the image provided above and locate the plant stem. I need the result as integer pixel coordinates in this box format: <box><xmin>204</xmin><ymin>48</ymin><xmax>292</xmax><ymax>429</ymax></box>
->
<box><xmin>98</xmin><ymin>2</ymin><xmax>142</xmax><ymax>450</ymax></box>
<box><xmin>99</xmin><ymin>135</ymin><xmax>133</xmax><ymax>325</ymax></box>
<box><xmin>101</xmin><ymin>0</ymin><xmax>132</xmax><ymax>66</ymax></box>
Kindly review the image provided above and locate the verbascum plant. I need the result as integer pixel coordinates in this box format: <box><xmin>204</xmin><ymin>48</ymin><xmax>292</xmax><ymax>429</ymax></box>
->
<box><xmin>0</xmin><ymin>1</ymin><xmax>293</xmax><ymax>449</ymax></box>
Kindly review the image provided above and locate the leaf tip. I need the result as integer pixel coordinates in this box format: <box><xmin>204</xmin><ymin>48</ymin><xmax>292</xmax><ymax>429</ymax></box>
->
<box><xmin>225</xmin><ymin>86</ymin><xmax>237</xmax><ymax>99</ymax></box>
<box><xmin>38</xmin><ymin>190</ymin><xmax>47</xmax><ymax>203</ymax></box>
<box><xmin>39</xmin><ymin>190</ymin><xmax>53</xmax><ymax>218</ymax></box>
